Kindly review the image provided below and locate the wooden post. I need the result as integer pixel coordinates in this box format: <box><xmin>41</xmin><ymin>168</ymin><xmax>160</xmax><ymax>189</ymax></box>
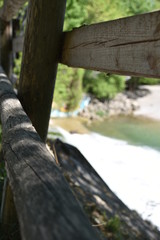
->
<box><xmin>0</xmin><ymin>0</ymin><xmax>28</xmax><ymax>22</ymax></box>
<box><xmin>0</xmin><ymin>20</ymin><xmax>12</xmax><ymax>77</ymax></box>
<box><xmin>18</xmin><ymin>0</ymin><xmax>66</xmax><ymax>142</ymax></box>
<box><xmin>0</xmin><ymin>20</ymin><xmax>18</xmax><ymax>235</ymax></box>
<box><xmin>0</xmin><ymin>179</ymin><xmax>19</xmax><ymax>234</ymax></box>
<box><xmin>0</xmin><ymin>146</ymin><xmax>18</xmax><ymax>237</ymax></box>
<box><xmin>0</xmin><ymin>0</ymin><xmax>27</xmax><ymax>230</ymax></box>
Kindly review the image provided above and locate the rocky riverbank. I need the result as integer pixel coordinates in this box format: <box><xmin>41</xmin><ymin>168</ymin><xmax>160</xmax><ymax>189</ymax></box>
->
<box><xmin>78</xmin><ymin>91</ymin><xmax>140</xmax><ymax>121</ymax></box>
<box><xmin>51</xmin><ymin>85</ymin><xmax>159</xmax><ymax>122</ymax></box>
<box><xmin>78</xmin><ymin>86</ymin><xmax>153</xmax><ymax>121</ymax></box>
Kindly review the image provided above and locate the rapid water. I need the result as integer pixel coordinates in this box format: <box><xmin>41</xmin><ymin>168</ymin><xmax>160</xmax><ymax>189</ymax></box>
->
<box><xmin>52</xmin><ymin>118</ymin><xmax>160</xmax><ymax>230</ymax></box>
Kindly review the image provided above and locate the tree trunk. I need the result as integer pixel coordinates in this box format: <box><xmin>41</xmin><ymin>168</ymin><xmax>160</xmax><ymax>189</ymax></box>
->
<box><xmin>18</xmin><ymin>0</ymin><xmax>66</xmax><ymax>142</ymax></box>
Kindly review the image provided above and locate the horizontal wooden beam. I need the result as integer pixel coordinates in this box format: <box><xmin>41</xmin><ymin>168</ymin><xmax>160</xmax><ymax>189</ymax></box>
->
<box><xmin>0</xmin><ymin>67</ymin><xmax>100</xmax><ymax>240</ymax></box>
<box><xmin>61</xmin><ymin>11</ymin><xmax>160</xmax><ymax>78</ymax></box>
<box><xmin>0</xmin><ymin>0</ymin><xmax>27</xmax><ymax>22</ymax></box>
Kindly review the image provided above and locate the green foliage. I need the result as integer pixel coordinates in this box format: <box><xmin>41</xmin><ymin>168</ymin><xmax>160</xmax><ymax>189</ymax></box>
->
<box><xmin>119</xmin><ymin>0</ymin><xmax>155</xmax><ymax>16</ymax></box>
<box><xmin>0</xmin><ymin>0</ymin><xmax>3</xmax><ymax>7</ymax></box>
<box><xmin>53</xmin><ymin>1</ymin><xmax>88</xmax><ymax>111</ymax></box>
<box><xmin>17</xmin><ymin>2</ymin><xmax>28</xmax><ymax>31</ymax></box>
<box><xmin>127</xmin><ymin>76</ymin><xmax>160</xmax><ymax>91</ymax></box>
<box><xmin>96</xmin><ymin>110</ymin><xmax>105</xmax><ymax>117</ymax></box>
<box><xmin>106</xmin><ymin>216</ymin><xmax>123</xmax><ymax>240</ymax></box>
<box><xmin>155</xmin><ymin>0</ymin><xmax>160</xmax><ymax>9</ymax></box>
<box><xmin>86</xmin><ymin>0</ymin><xmax>156</xmax><ymax>24</ymax></box>
<box><xmin>47</xmin><ymin>130</ymin><xmax>64</xmax><ymax>141</ymax></box>
<box><xmin>86</xmin><ymin>0</ymin><xmax>126</xmax><ymax>23</ymax></box>
<box><xmin>106</xmin><ymin>215</ymin><xmax>121</xmax><ymax>232</ymax></box>
<box><xmin>63</xmin><ymin>0</ymin><xmax>88</xmax><ymax>31</ymax></box>
<box><xmin>139</xmin><ymin>77</ymin><xmax>160</xmax><ymax>85</ymax></box>
<box><xmin>54</xmin><ymin>65</ymin><xmax>84</xmax><ymax>111</ymax></box>
<box><xmin>13</xmin><ymin>52</ymin><xmax>22</xmax><ymax>77</ymax></box>
<box><xmin>83</xmin><ymin>71</ymin><xmax>125</xmax><ymax>99</ymax></box>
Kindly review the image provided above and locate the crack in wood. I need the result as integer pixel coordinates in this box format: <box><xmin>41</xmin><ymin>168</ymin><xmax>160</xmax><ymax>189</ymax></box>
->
<box><xmin>110</xmin><ymin>38</ymin><xmax>160</xmax><ymax>48</ymax></box>
<box><xmin>66</xmin><ymin>37</ymin><xmax>160</xmax><ymax>51</ymax></box>
<box><xmin>67</xmin><ymin>38</ymin><xmax>119</xmax><ymax>50</ymax></box>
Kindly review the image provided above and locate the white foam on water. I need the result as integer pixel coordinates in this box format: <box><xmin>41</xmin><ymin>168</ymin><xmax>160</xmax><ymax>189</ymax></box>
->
<box><xmin>55</xmin><ymin>127</ymin><xmax>160</xmax><ymax>230</ymax></box>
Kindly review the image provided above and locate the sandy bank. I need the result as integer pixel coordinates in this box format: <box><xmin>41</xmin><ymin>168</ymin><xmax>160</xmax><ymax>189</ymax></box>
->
<box><xmin>49</xmin><ymin>117</ymin><xmax>89</xmax><ymax>133</ymax></box>
<box><xmin>134</xmin><ymin>85</ymin><xmax>160</xmax><ymax>121</ymax></box>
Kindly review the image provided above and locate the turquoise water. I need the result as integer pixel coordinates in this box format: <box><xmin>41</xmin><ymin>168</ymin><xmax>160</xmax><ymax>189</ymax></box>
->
<box><xmin>85</xmin><ymin>116</ymin><xmax>160</xmax><ymax>151</ymax></box>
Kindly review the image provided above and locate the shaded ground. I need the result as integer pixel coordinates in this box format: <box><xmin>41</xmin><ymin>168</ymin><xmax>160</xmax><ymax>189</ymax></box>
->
<box><xmin>47</xmin><ymin>138</ymin><xmax>160</xmax><ymax>240</ymax></box>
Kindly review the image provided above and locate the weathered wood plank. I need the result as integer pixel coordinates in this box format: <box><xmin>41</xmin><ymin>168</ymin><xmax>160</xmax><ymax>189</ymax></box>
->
<box><xmin>12</xmin><ymin>36</ymin><xmax>24</xmax><ymax>52</ymax></box>
<box><xmin>0</xmin><ymin>67</ymin><xmax>100</xmax><ymax>240</ymax></box>
<box><xmin>0</xmin><ymin>178</ymin><xmax>19</xmax><ymax>235</ymax></box>
<box><xmin>0</xmin><ymin>20</ymin><xmax>12</xmax><ymax>77</ymax></box>
<box><xmin>0</xmin><ymin>0</ymin><xmax>27</xmax><ymax>22</ymax></box>
<box><xmin>18</xmin><ymin>0</ymin><xmax>66</xmax><ymax>142</ymax></box>
<box><xmin>61</xmin><ymin>11</ymin><xmax>160</xmax><ymax>78</ymax></box>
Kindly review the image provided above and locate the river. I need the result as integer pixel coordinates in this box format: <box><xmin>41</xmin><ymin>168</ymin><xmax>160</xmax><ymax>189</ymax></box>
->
<box><xmin>49</xmin><ymin>116</ymin><xmax>160</xmax><ymax>230</ymax></box>
<box><xmin>85</xmin><ymin>115</ymin><xmax>160</xmax><ymax>151</ymax></box>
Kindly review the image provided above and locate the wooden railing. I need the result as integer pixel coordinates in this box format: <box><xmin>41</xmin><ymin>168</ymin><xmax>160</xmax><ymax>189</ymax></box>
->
<box><xmin>61</xmin><ymin>11</ymin><xmax>160</xmax><ymax>78</ymax></box>
<box><xmin>0</xmin><ymin>0</ymin><xmax>160</xmax><ymax>239</ymax></box>
<box><xmin>0</xmin><ymin>67</ymin><xmax>99</xmax><ymax>239</ymax></box>
<box><xmin>12</xmin><ymin>11</ymin><xmax>160</xmax><ymax>79</ymax></box>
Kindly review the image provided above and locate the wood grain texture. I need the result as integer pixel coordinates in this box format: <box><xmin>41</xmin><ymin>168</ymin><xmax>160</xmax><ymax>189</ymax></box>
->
<box><xmin>0</xmin><ymin>179</ymin><xmax>19</xmax><ymax>236</ymax></box>
<box><xmin>18</xmin><ymin>0</ymin><xmax>66</xmax><ymax>142</ymax></box>
<box><xmin>0</xmin><ymin>20</ymin><xmax>12</xmax><ymax>77</ymax></box>
<box><xmin>61</xmin><ymin>11</ymin><xmax>160</xmax><ymax>78</ymax></box>
<box><xmin>0</xmin><ymin>0</ymin><xmax>27</xmax><ymax>22</ymax></box>
<box><xmin>0</xmin><ymin>67</ymin><xmax>100</xmax><ymax>240</ymax></box>
<box><xmin>13</xmin><ymin>36</ymin><xmax>24</xmax><ymax>53</ymax></box>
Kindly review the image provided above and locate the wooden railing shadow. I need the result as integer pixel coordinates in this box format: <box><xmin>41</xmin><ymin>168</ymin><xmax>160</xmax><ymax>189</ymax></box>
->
<box><xmin>52</xmin><ymin>139</ymin><xmax>160</xmax><ymax>240</ymax></box>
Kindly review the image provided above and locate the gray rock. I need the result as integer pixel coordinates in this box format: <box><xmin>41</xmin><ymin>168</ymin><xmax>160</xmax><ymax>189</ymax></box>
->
<box><xmin>79</xmin><ymin>92</ymin><xmax>140</xmax><ymax>120</ymax></box>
